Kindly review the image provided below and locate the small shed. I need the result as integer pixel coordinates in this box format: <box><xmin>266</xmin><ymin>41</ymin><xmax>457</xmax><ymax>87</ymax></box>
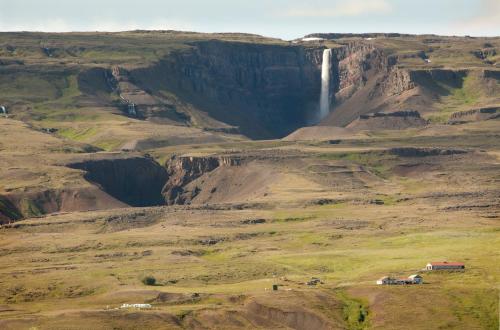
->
<box><xmin>408</xmin><ymin>274</ymin><xmax>423</xmax><ymax>284</ymax></box>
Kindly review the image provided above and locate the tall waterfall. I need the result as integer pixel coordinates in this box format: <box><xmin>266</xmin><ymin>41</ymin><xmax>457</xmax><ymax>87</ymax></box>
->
<box><xmin>319</xmin><ymin>49</ymin><xmax>332</xmax><ymax>120</ymax></box>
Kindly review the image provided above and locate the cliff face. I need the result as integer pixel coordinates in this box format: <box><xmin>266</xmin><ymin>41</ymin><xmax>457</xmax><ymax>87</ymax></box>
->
<box><xmin>162</xmin><ymin>155</ymin><xmax>241</xmax><ymax>205</ymax></box>
<box><xmin>2</xmin><ymin>186</ymin><xmax>127</xmax><ymax>222</ymax></box>
<box><xmin>378</xmin><ymin>68</ymin><xmax>415</xmax><ymax>97</ymax></box>
<box><xmin>331</xmin><ymin>43</ymin><xmax>386</xmax><ymax>104</ymax></box>
<box><xmin>131</xmin><ymin>41</ymin><xmax>325</xmax><ymax>138</ymax></box>
<box><xmin>347</xmin><ymin>110</ymin><xmax>428</xmax><ymax>130</ymax></box>
<box><xmin>130</xmin><ymin>40</ymin><xmax>410</xmax><ymax>137</ymax></box>
<box><xmin>69</xmin><ymin>157</ymin><xmax>168</xmax><ymax>207</ymax></box>
<box><xmin>85</xmin><ymin>41</ymin><xmax>500</xmax><ymax>132</ymax></box>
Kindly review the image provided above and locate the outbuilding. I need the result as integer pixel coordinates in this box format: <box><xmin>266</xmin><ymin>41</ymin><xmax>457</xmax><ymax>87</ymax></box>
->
<box><xmin>408</xmin><ymin>274</ymin><xmax>423</xmax><ymax>284</ymax></box>
<box><xmin>376</xmin><ymin>276</ymin><xmax>395</xmax><ymax>285</ymax></box>
<box><xmin>426</xmin><ymin>262</ymin><xmax>465</xmax><ymax>270</ymax></box>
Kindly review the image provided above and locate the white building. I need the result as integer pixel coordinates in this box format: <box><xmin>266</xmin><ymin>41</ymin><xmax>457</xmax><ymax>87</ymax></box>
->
<box><xmin>376</xmin><ymin>276</ymin><xmax>395</xmax><ymax>285</ymax></box>
<box><xmin>408</xmin><ymin>274</ymin><xmax>423</xmax><ymax>284</ymax></box>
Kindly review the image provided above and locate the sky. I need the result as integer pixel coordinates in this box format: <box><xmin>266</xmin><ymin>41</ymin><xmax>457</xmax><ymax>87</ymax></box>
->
<box><xmin>0</xmin><ymin>0</ymin><xmax>499</xmax><ymax>39</ymax></box>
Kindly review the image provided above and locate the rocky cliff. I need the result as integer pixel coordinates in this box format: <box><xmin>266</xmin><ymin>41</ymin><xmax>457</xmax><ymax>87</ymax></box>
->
<box><xmin>129</xmin><ymin>40</ymin><xmax>415</xmax><ymax>137</ymax></box>
<box><xmin>103</xmin><ymin>41</ymin><xmax>500</xmax><ymax>132</ymax></box>
<box><xmin>162</xmin><ymin>155</ymin><xmax>241</xmax><ymax>205</ymax></box>
<box><xmin>130</xmin><ymin>41</ymin><xmax>325</xmax><ymax>138</ymax></box>
<box><xmin>449</xmin><ymin>106</ymin><xmax>500</xmax><ymax>123</ymax></box>
<box><xmin>69</xmin><ymin>157</ymin><xmax>168</xmax><ymax>207</ymax></box>
<box><xmin>347</xmin><ymin>110</ymin><xmax>428</xmax><ymax>130</ymax></box>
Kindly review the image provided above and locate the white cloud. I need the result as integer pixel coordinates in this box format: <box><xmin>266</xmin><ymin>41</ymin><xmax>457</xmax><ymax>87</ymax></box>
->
<box><xmin>0</xmin><ymin>18</ymin><xmax>73</xmax><ymax>32</ymax></box>
<box><xmin>283</xmin><ymin>0</ymin><xmax>393</xmax><ymax>18</ymax></box>
<box><xmin>0</xmin><ymin>18</ymin><xmax>195</xmax><ymax>33</ymax></box>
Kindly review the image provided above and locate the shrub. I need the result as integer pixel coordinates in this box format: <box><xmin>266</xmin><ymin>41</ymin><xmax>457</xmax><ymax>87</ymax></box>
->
<box><xmin>142</xmin><ymin>275</ymin><xmax>156</xmax><ymax>286</ymax></box>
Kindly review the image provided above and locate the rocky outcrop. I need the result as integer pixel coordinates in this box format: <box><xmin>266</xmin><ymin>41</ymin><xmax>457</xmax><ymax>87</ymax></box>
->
<box><xmin>358</xmin><ymin>110</ymin><xmax>422</xmax><ymax>119</ymax></box>
<box><xmin>331</xmin><ymin>43</ymin><xmax>386</xmax><ymax>104</ymax></box>
<box><xmin>69</xmin><ymin>157</ymin><xmax>168</xmax><ymax>207</ymax></box>
<box><xmin>378</xmin><ymin>68</ymin><xmax>415</xmax><ymax>97</ymax></box>
<box><xmin>162</xmin><ymin>155</ymin><xmax>241</xmax><ymax>205</ymax></box>
<box><xmin>0</xmin><ymin>195</ymin><xmax>22</xmax><ymax>224</ymax></box>
<box><xmin>449</xmin><ymin>107</ymin><xmax>499</xmax><ymax>123</ymax></box>
<box><xmin>347</xmin><ymin>110</ymin><xmax>428</xmax><ymax>131</ymax></box>
<box><xmin>77</xmin><ymin>67</ymin><xmax>114</xmax><ymax>97</ymax></box>
<box><xmin>389</xmin><ymin>147</ymin><xmax>468</xmax><ymax>157</ymax></box>
<box><xmin>409</xmin><ymin>69</ymin><xmax>468</xmax><ymax>93</ymax></box>
<box><xmin>1</xmin><ymin>186</ymin><xmax>126</xmax><ymax>222</ymax></box>
<box><xmin>471</xmin><ymin>48</ymin><xmax>497</xmax><ymax>60</ymax></box>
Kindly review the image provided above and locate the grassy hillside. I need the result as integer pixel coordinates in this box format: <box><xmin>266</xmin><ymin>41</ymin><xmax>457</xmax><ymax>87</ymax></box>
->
<box><xmin>1</xmin><ymin>116</ymin><xmax>499</xmax><ymax>328</ymax></box>
<box><xmin>0</xmin><ymin>31</ymin><xmax>499</xmax><ymax>329</ymax></box>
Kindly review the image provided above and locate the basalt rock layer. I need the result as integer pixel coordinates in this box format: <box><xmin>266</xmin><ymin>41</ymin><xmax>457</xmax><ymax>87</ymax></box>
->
<box><xmin>130</xmin><ymin>41</ymin><xmax>326</xmax><ymax>138</ymax></box>
<box><xmin>69</xmin><ymin>157</ymin><xmax>168</xmax><ymax>207</ymax></box>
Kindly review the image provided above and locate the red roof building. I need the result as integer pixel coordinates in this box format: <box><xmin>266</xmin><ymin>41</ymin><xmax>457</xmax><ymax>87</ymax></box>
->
<box><xmin>426</xmin><ymin>262</ymin><xmax>465</xmax><ymax>270</ymax></box>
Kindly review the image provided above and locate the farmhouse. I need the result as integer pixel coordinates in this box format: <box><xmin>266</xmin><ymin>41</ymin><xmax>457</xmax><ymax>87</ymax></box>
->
<box><xmin>426</xmin><ymin>262</ymin><xmax>465</xmax><ymax>270</ymax></box>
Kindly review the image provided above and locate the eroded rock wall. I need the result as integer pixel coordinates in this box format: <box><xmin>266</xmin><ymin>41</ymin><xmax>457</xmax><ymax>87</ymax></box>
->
<box><xmin>131</xmin><ymin>41</ymin><xmax>325</xmax><ymax>138</ymax></box>
<box><xmin>162</xmin><ymin>155</ymin><xmax>241</xmax><ymax>205</ymax></box>
<box><xmin>69</xmin><ymin>157</ymin><xmax>168</xmax><ymax>207</ymax></box>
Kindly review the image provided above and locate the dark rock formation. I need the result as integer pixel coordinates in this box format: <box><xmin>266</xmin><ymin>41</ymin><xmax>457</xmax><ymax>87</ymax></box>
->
<box><xmin>68</xmin><ymin>157</ymin><xmax>168</xmax><ymax>207</ymax></box>
<box><xmin>77</xmin><ymin>67</ymin><xmax>114</xmax><ymax>96</ymax></box>
<box><xmin>409</xmin><ymin>69</ymin><xmax>468</xmax><ymax>94</ymax></box>
<box><xmin>359</xmin><ymin>110</ymin><xmax>422</xmax><ymax>119</ymax></box>
<box><xmin>0</xmin><ymin>195</ymin><xmax>23</xmax><ymax>224</ymax></box>
<box><xmin>471</xmin><ymin>48</ymin><xmax>497</xmax><ymax>60</ymax></box>
<box><xmin>348</xmin><ymin>110</ymin><xmax>428</xmax><ymax>130</ymax></box>
<box><xmin>130</xmin><ymin>40</ymin><xmax>325</xmax><ymax>138</ymax></box>
<box><xmin>389</xmin><ymin>147</ymin><xmax>468</xmax><ymax>157</ymax></box>
<box><xmin>1</xmin><ymin>186</ymin><xmax>126</xmax><ymax>221</ymax></box>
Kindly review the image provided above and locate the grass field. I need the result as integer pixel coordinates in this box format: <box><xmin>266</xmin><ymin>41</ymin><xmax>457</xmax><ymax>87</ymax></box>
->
<box><xmin>1</xmin><ymin>116</ymin><xmax>499</xmax><ymax>329</ymax></box>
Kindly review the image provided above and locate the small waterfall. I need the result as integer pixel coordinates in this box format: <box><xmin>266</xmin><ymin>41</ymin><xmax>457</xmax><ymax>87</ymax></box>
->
<box><xmin>319</xmin><ymin>49</ymin><xmax>332</xmax><ymax>120</ymax></box>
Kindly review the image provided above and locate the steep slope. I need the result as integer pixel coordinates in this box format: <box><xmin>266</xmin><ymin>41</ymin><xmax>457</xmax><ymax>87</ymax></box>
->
<box><xmin>130</xmin><ymin>40</ymin><xmax>325</xmax><ymax>138</ymax></box>
<box><xmin>317</xmin><ymin>35</ymin><xmax>500</xmax><ymax>128</ymax></box>
<box><xmin>68</xmin><ymin>156</ymin><xmax>168</xmax><ymax>207</ymax></box>
<box><xmin>0</xmin><ymin>118</ymin><xmax>127</xmax><ymax>222</ymax></box>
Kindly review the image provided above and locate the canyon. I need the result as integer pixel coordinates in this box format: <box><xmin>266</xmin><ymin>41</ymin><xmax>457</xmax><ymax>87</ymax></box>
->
<box><xmin>0</xmin><ymin>31</ymin><xmax>499</xmax><ymax>329</ymax></box>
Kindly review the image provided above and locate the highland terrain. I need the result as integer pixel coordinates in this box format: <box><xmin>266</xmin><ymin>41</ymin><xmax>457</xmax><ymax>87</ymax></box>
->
<box><xmin>0</xmin><ymin>31</ymin><xmax>499</xmax><ymax>329</ymax></box>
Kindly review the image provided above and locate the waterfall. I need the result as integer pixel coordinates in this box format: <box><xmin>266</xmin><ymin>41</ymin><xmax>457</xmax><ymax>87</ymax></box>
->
<box><xmin>319</xmin><ymin>49</ymin><xmax>332</xmax><ymax>120</ymax></box>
